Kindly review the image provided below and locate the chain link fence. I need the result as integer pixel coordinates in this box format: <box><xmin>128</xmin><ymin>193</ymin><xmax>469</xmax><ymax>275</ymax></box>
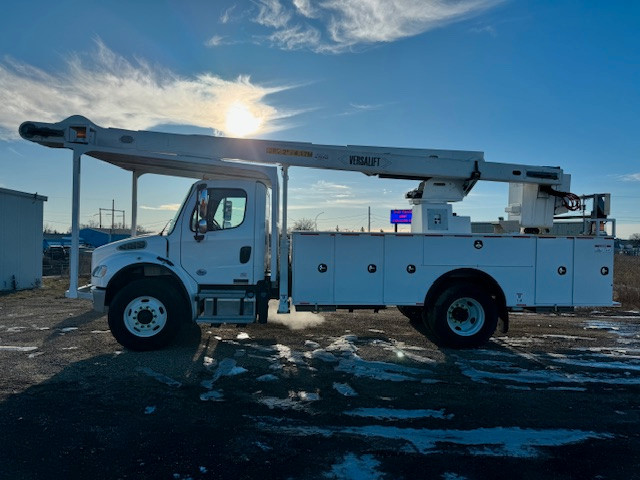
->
<box><xmin>614</xmin><ymin>254</ymin><xmax>640</xmax><ymax>309</ymax></box>
<box><xmin>42</xmin><ymin>250</ymin><xmax>92</xmax><ymax>277</ymax></box>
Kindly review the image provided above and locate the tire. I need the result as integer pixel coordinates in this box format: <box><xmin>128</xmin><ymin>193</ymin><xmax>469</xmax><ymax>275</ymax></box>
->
<box><xmin>425</xmin><ymin>283</ymin><xmax>497</xmax><ymax>349</ymax></box>
<box><xmin>108</xmin><ymin>278</ymin><xmax>186</xmax><ymax>351</ymax></box>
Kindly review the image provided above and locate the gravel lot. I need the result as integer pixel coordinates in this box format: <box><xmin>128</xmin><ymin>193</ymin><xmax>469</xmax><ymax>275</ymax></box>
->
<box><xmin>1</xmin><ymin>278</ymin><xmax>639</xmax><ymax>480</ymax></box>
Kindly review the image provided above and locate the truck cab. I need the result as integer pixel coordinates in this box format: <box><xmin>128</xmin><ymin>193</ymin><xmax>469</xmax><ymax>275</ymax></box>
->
<box><xmin>91</xmin><ymin>179</ymin><xmax>272</xmax><ymax>350</ymax></box>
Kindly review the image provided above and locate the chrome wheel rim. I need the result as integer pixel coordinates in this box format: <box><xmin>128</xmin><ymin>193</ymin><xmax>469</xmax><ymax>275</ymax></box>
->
<box><xmin>446</xmin><ymin>297</ymin><xmax>484</xmax><ymax>336</ymax></box>
<box><xmin>123</xmin><ymin>296</ymin><xmax>167</xmax><ymax>337</ymax></box>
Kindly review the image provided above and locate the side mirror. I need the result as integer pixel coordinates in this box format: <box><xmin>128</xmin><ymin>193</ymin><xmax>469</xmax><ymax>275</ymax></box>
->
<box><xmin>194</xmin><ymin>185</ymin><xmax>209</xmax><ymax>242</ymax></box>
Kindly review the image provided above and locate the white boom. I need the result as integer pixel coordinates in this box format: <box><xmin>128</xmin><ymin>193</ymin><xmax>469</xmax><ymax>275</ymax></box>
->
<box><xmin>20</xmin><ymin>115</ymin><xmax>565</xmax><ymax>188</ymax></box>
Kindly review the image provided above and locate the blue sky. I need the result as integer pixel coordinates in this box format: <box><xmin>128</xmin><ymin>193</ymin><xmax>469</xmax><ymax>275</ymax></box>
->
<box><xmin>0</xmin><ymin>0</ymin><xmax>638</xmax><ymax>237</ymax></box>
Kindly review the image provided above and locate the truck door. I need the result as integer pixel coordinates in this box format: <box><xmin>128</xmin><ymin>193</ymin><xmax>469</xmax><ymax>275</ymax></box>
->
<box><xmin>180</xmin><ymin>181</ymin><xmax>263</xmax><ymax>286</ymax></box>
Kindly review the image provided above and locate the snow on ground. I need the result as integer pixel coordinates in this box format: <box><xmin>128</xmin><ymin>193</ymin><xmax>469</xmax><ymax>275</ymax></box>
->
<box><xmin>200</xmin><ymin>358</ymin><xmax>247</xmax><ymax>388</ymax></box>
<box><xmin>325</xmin><ymin>453</ymin><xmax>382</xmax><ymax>480</ymax></box>
<box><xmin>136</xmin><ymin>367</ymin><xmax>182</xmax><ymax>388</ymax></box>
<box><xmin>259</xmin><ymin>422</ymin><xmax>613</xmax><ymax>458</ymax></box>
<box><xmin>457</xmin><ymin>363</ymin><xmax>640</xmax><ymax>386</ymax></box>
<box><xmin>0</xmin><ymin>345</ymin><xmax>38</xmax><ymax>352</ymax></box>
<box><xmin>344</xmin><ymin>408</ymin><xmax>453</xmax><ymax>421</ymax></box>
<box><xmin>333</xmin><ymin>382</ymin><xmax>358</xmax><ymax>396</ymax></box>
<box><xmin>200</xmin><ymin>390</ymin><xmax>224</xmax><ymax>402</ymax></box>
<box><xmin>584</xmin><ymin>320</ymin><xmax>640</xmax><ymax>339</ymax></box>
<box><xmin>256</xmin><ymin>391</ymin><xmax>321</xmax><ymax>412</ymax></box>
<box><xmin>336</xmin><ymin>355</ymin><xmax>434</xmax><ymax>382</ymax></box>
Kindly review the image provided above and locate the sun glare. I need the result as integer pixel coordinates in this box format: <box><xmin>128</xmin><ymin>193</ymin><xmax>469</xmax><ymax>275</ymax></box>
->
<box><xmin>224</xmin><ymin>102</ymin><xmax>262</xmax><ymax>137</ymax></box>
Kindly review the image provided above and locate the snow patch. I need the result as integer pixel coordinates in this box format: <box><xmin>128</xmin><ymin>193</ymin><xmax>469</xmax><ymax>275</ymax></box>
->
<box><xmin>144</xmin><ymin>406</ymin><xmax>156</xmax><ymax>414</ymax></box>
<box><xmin>136</xmin><ymin>367</ymin><xmax>182</xmax><ymax>388</ymax></box>
<box><xmin>200</xmin><ymin>390</ymin><xmax>224</xmax><ymax>402</ymax></box>
<box><xmin>336</xmin><ymin>355</ymin><xmax>431</xmax><ymax>382</ymax></box>
<box><xmin>201</xmin><ymin>358</ymin><xmax>247</xmax><ymax>388</ymax></box>
<box><xmin>59</xmin><ymin>327</ymin><xmax>78</xmax><ymax>333</ymax></box>
<box><xmin>305</xmin><ymin>349</ymin><xmax>339</xmax><ymax>363</ymax></box>
<box><xmin>203</xmin><ymin>356</ymin><xmax>217</xmax><ymax>369</ymax></box>
<box><xmin>262</xmin><ymin>423</ymin><xmax>613</xmax><ymax>458</ymax></box>
<box><xmin>326</xmin><ymin>453</ymin><xmax>382</xmax><ymax>480</ymax></box>
<box><xmin>333</xmin><ymin>382</ymin><xmax>358</xmax><ymax>397</ymax></box>
<box><xmin>0</xmin><ymin>345</ymin><xmax>38</xmax><ymax>352</ymax></box>
<box><xmin>257</xmin><ymin>374</ymin><xmax>278</xmax><ymax>382</ymax></box>
<box><xmin>344</xmin><ymin>408</ymin><xmax>453</xmax><ymax>421</ymax></box>
<box><xmin>237</xmin><ymin>332</ymin><xmax>250</xmax><ymax>340</ymax></box>
<box><xmin>458</xmin><ymin>364</ymin><xmax>640</xmax><ymax>386</ymax></box>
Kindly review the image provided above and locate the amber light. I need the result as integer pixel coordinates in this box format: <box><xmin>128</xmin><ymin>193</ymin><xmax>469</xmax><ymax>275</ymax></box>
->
<box><xmin>71</xmin><ymin>126</ymin><xmax>87</xmax><ymax>138</ymax></box>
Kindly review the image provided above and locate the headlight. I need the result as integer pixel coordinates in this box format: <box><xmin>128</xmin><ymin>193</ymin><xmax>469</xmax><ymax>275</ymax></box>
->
<box><xmin>92</xmin><ymin>265</ymin><xmax>108</xmax><ymax>278</ymax></box>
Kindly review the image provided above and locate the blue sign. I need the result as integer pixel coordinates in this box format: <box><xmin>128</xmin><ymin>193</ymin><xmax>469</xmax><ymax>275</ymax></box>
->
<box><xmin>390</xmin><ymin>209</ymin><xmax>412</xmax><ymax>224</ymax></box>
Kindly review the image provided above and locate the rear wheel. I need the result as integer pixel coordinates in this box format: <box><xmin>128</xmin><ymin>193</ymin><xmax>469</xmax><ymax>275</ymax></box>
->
<box><xmin>425</xmin><ymin>283</ymin><xmax>497</xmax><ymax>348</ymax></box>
<box><xmin>108</xmin><ymin>278</ymin><xmax>186</xmax><ymax>351</ymax></box>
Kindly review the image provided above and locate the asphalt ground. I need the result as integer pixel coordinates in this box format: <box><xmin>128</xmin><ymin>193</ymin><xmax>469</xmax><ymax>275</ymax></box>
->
<box><xmin>1</xmin><ymin>278</ymin><xmax>639</xmax><ymax>480</ymax></box>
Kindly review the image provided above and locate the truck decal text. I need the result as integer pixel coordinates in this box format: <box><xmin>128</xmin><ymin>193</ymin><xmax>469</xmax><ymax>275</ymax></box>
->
<box><xmin>266</xmin><ymin>147</ymin><xmax>313</xmax><ymax>158</ymax></box>
<box><xmin>349</xmin><ymin>155</ymin><xmax>381</xmax><ymax>167</ymax></box>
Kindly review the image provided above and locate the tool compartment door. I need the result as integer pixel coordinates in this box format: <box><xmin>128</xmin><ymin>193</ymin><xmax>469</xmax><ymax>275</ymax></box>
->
<box><xmin>573</xmin><ymin>238</ymin><xmax>614</xmax><ymax>306</ymax></box>
<box><xmin>334</xmin><ymin>234</ymin><xmax>384</xmax><ymax>304</ymax></box>
<box><xmin>291</xmin><ymin>233</ymin><xmax>335</xmax><ymax>305</ymax></box>
<box><xmin>535</xmin><ymin>237</ymin><xmax>574</xmax><ymax>305</ymax></box>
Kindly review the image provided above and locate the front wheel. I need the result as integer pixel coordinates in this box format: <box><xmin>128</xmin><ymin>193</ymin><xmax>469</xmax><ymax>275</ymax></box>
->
<box><xmin>108</xmin><ymin>279</ymin><xmax>186</xmax><ymax>351</ymax></box>
<box><xmin>425</xmin><ymin>283</ymin><xmax>497</xmax><ymax>349</ymax></box>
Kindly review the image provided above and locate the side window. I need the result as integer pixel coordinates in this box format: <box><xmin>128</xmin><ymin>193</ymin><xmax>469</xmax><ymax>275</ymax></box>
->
<box><xmin>191</xmin><ymin>188</ymin><xmax>247</xmax><ymax>232</ymax></box>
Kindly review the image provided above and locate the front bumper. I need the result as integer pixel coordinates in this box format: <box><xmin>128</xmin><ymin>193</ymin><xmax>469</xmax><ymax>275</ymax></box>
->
<box><xmin>91</xmin><ymin>286</ymin><xmax>107</xmax><ymax>313</ymax></box>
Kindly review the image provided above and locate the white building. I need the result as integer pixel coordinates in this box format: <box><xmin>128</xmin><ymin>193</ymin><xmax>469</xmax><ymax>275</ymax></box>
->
<box><xmin>0</xmin><ymin>187</ymin><xmax>47</xmax><ymax>291</ymax></box>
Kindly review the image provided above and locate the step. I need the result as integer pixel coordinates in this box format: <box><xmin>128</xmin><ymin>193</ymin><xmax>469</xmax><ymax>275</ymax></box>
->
<box><xmin>196</xmin><ymin>290</ymin><xmax>256</xmax><ymax>324</ymax></box>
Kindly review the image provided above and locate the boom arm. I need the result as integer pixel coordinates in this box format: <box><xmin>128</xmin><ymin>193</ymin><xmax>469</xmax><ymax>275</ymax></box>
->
<box><xmin>19</xmin><ymin>116</ymin><xmax>565</xmax><ymax>192</ymax></box>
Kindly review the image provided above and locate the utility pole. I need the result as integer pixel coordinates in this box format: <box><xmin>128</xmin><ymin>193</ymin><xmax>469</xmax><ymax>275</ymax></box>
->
<box><xmin>110</xmin><ymin>199</ymin><xmax>115</xmax><ymax>243</ymax></box>
<box><xmin>368</xmin><ymin>206</ymin><xmax>371</xmax><ymax>232</ymax></box>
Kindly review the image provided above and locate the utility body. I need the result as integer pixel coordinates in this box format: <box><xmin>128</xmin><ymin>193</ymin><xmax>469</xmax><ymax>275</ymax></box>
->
<box><xmin>19</xmin><ymin>116</ymin><xmax>615</xmax><ymax>349</ymax></box>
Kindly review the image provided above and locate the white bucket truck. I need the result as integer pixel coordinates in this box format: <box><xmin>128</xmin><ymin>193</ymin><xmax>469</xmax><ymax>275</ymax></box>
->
<box><xmin>20</xmin><ymin>116</ymin><xmax>615</xmax><ymax>350</ymax></box>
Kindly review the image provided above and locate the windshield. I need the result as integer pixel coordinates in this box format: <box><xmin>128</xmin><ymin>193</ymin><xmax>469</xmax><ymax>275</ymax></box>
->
<box><xmin>165</xmin><ymin>185</ymin><xmax>193</xmax><ymax>236</ymax></box>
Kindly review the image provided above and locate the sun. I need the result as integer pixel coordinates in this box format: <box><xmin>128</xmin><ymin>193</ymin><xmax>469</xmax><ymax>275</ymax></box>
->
<box><xmin>224</xmin><ymin>102</ymin><xmax>262</xmax><ymax>137</ymax></box>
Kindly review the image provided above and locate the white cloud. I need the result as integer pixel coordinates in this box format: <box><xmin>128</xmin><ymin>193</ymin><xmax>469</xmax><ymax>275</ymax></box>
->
<box><xmin>337</xmin><ymin>102</ymin><xmax>388</xmax><ymax>116</ymax></box>
<box><xmin>469</xmin><ymin>24</ymin><xmax>497</xmax><ymax>36</ymax></box>
<box><xmin>268</xmin><ymin>24</ymin><xmax>322</xmax><ymax>51</ymax></box>
<box><xmin>293</xmin><ymin>0</ymin><xmax>318</xmax><ymax>19</ymax></box>
<box><xmin>254</xmin><ymin>0</ymin><xmax>292</xmax><ymax>28</ymax></box>
<box><xmin>140</xmin><ymin>204</ymin><xmax>181</xmax><ymax>211</ymax></box>
<box><xmin>0</xmin><ymin>40</ymin><xmax>292</xmax><ymax>140</ymax></box>
<box><xmin>620</xmin><ymin>173</ymin><xmax>640</xmax><ymax>182</ymax></box>
<box><xmin>250</xmin><ymin>0</ymin><xmax>502</xmax><ymax>53</ymax></box>
<box><xmin>220</xmin><ymin>5</ymin><xmax>236</xmax><ymax>24</ymax></box>
<box><xmin>205</xmin><ymin>35</ymin><xmax>226</xmax><ymax>47</ymax></box>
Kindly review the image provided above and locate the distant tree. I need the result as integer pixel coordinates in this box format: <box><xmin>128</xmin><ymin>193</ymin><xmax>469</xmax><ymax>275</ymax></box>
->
<box><xmin>630</xmin><ymin>233</ymin><xmax>640</xmax><ymax>247</ymax></box>
<box><xmin>291</xmin><ymin>218</ymin><xmax>315</xmax><ymax>231</ymax></box>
